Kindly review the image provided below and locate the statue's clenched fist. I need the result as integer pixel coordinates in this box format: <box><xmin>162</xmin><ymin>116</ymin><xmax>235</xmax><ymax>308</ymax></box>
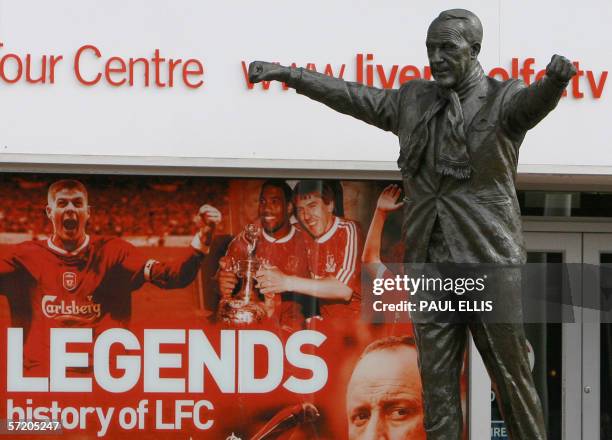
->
<box><xmin>248</xmin><ymin>61</ymin><xmax>289</xmax><ymax>83</ymax></box>
<box><xmin>546</xmin><ymin>55</ymin><xmax>577</xmax><ymax>84</ymax></box>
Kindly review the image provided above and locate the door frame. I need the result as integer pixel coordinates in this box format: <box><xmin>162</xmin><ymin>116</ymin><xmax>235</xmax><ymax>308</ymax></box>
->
<box><xmin>523</xmin><ymin>232</ymin><xmax>583</xmax><ymax>440</ymax></box>
<box><xmin>582</xmin><ymin>233</ymin><xmax>612</xmax><ymax>440</ymax></box>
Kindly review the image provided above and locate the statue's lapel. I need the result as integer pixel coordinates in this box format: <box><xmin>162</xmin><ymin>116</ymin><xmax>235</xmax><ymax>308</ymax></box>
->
<box><xmin>416</xmin><ymin>84</ymin><xmax>439</xmax><ymax>120</ymax></box>
<box><xmin>467</xmin><ymin>78</ymin><xmax>500</xmax><ymax>149</ymax></box>
<box><xmin>467</xmin><ymin>77</ymin><xmax>495</xmax><ymax>130</ymax></box>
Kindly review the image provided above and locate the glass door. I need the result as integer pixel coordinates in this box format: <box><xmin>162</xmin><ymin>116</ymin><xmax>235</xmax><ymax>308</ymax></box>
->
<box><xmin>582</xmin><ymin>233</ymin><xmax>612</xmax><ymax>440</ymax></box>
<box><xmin>484</xmin><ymin>232</ymin><xmax>582</xmax><ymax>440</ymax></box>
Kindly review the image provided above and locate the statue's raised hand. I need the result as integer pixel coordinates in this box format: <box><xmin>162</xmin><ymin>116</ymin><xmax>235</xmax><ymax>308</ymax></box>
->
<box><xmin>248</xmin><ymin>61</ymin><xmax>289</xmax><ymax>83</ymax></box>
<box><xmin>546</xmin><ymin>55</ymin><xmax>577</xmax><ymax>84</ymax></box>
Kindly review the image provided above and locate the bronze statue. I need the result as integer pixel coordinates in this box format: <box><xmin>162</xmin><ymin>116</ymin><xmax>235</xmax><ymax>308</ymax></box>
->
<box><xmin>248</xmin><ymin>8</ymin><xmax>575</xmax><ymax>439</ymax></box>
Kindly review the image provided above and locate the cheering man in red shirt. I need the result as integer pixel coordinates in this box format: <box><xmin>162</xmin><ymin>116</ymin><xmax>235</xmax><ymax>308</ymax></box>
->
<box><xmin>0</xmin><ymin>179</ymin><xmax>221</xmax><ymax>370</ymax></box>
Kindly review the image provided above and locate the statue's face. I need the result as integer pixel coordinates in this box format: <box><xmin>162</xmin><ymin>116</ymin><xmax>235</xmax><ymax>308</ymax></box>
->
<box><xmin>426</xmin><ymin>20</ymin><xmax>477</xmax><ymax>89</ymax></box>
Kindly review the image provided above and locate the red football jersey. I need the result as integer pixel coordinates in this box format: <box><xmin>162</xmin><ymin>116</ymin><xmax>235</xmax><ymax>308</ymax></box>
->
<box><xmin>306</xmin><ymin>216</ymin><xmax>363</xmax><ymax>319</ymax></box>
<box><xmin>0</xmin><ymin>235</ymin><xmax>204</xmax><ymax>370</ymax></box>
<box><xmin>225</xmin><ymin>225</ymin><xmax>312</xmax><ymax>327</ymax></box>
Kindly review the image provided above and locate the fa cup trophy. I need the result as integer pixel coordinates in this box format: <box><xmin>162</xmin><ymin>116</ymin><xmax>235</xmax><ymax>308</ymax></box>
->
<box><xmin>217</xmin><ymin>224</ymin><xmax>268</xmax><ymax>325</ymax></box>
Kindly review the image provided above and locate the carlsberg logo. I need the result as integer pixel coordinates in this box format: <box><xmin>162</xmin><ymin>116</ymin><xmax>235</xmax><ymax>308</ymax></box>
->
<box><xmin>41</xmin><ymin>295</ymin><xmax>101</xmax><ymax>319</ymax></box>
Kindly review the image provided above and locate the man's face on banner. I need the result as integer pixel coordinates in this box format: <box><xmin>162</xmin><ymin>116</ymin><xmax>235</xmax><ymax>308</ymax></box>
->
<box><xmin>295</xmin><ymin>193</ymin><xmax>334</xmax><ymax>238</ymax></box>
<box><xmin>259</xmin><ymin>185</ymin><xmax>290</xmax><ymax>234</ymax></box>
<box><xmin>46</xmin><ymin>188</ymin><xmax>90</xmax><ymax>243</ymax></box>
<box><xmin>346</xmin><ymin>346</ymin><xmax>425</xmax><ymax>440</ymax></box>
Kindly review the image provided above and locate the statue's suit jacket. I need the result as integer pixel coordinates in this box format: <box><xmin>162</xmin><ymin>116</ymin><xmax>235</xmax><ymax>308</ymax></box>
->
<box><xmin>286</xmin><ymin>69</ymin><xmax>565</xmax><ymax>264</ymax></box>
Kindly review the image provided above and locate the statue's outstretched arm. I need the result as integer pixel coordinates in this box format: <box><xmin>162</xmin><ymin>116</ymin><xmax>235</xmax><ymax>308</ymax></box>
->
<box><xmin>249</xmin><ymin>61</ymin><xmax>400</xmax><ymax>134</ymax></box>
<box><xmin>503</xmin><ymin>54</ymin><xmax>576</xmax><ymax>135</ymax></box>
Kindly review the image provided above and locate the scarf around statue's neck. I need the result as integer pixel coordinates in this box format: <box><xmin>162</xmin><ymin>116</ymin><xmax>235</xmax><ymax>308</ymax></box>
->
<box><xmin>398</xmin><ymin>62</ymin><xmax>485</xmax><ymax>180</ymax></box>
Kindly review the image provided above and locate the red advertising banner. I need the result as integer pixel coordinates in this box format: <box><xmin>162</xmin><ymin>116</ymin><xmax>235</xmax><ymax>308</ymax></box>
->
<box><xmin>0</xmin><ymin>173</ymin><xmax>466</xmax><ymax>439</ymax></box>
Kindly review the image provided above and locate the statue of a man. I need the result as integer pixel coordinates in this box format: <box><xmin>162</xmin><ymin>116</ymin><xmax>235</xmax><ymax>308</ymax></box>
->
<box><xmin>249</xmin><ymin>9</ymin><xmax>575</xmax><ymax>439</ymax></box>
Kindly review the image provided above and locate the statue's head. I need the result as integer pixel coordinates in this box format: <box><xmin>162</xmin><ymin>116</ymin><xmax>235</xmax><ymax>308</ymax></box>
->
<box><xmin>426</xmin><ymin>9</ymin><xmax>483</xmax><ymax>89</ymax></box>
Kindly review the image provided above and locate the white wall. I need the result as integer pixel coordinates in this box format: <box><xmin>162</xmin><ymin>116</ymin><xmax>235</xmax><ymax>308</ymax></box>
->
<box><xmin>0</xmin><ymin>0</ymin><xmax>609</xmax><ymax>172</ymax></box>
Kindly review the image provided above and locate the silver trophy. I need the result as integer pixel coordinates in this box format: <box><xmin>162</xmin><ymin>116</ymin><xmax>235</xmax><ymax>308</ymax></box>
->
<box><xmin>218</xmin><ymin>224</ymin><xmax>268</xmax><ymax>325</ymax></box>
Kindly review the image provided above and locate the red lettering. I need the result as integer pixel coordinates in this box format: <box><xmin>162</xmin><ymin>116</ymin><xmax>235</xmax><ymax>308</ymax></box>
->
<box><xmin>587</xmin><ymin>70</ymin><xmax>607</xmax><ymax>98</ymax></box>
<box><xmin>236</xmin><ymin>55</ymin><xmax>607</xmax><ymax>100</ymax></box>
<box><xmin>572</xmin><ymin>61</ymin><xmax>584</xmax><ymax>98</ymax></box>
<box><xmin>398</xmin><ymin>65</ymin><xmax>421</xmax><ymax>84</ymax></box>
<box><xmin>49</xmin><ymin>55</ymin><xmax>63</xmax><ymax>84</ymax></box>
<box><xmin>323</xmin><ymin>63</ymin><xmax>346</xmax><ymax>79</ymax></box>
<box><xmin>377</xmin><ymin>64</ymin><xmax>398</xmax><ymax>88</ymax></box>
<box><xmin>520</xmin><ymin>58</ymin><xmax>535</xmax><ymax>85</ymax></box>
<box><xmin>241</xmin><ymin>61</ymin><xmax>255</xmax><ymax>90</ymax></box>
<box><xmin>511</xmin><ymin>57</ymin><xmax>519</xmax><ymax>79</ymax></box>
<box><xmin>105</xmin><ymin>56</ymin><xmax>127</xmax><ymax>86</ymax></box>
<box><xmin>129</xmin><ymin>58</ymin><xmax>150</xmax><ymax>87</ymax></box>
<box><xmin>0</xmin><ymin>53</ymin><xmax>23</xmax><ymax>83</ymax></box>
<box><xmin>74</xmin><ymin>44</ymin><xmax>102</xmax><ymax>86</ymax></box>
<box><xmin>25</xmin><ymin>54</ymin><xmax>46</xmax><ymax>84</ymax></box>
<box><xmin>488</xmin><ymin>67</ymin><xmax>509</xmax><ymax>81</ymax></box>
<box><xmin>356</xmin><ymin>53</ymin><xmax>364</xmax><ymax>84</ymax></box>
<box><xmin>167</xmin><ymin>58</ymin><xmax>182</xmax><ymax>87</ymax></box>
<box><xmin>366</xmin><ymin>54</ymin><xmax>374</xmax><ymax>86</ymax></box>
<box><xmin>259</xmin><ymin>73</ymin><xmax>272</xmax><ymax>90</ymax></box>
<box><xmin>182</xmin><ymin>59</ymin><xmax>203</xmax><ymax>89</ymax></box>
<box><xmin>151</xmin><ymin>49</ymin><xmax>166</xmax><ymax>87</ymax></box>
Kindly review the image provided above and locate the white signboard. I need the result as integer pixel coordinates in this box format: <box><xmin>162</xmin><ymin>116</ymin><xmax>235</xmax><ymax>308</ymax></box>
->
<box><xmin>0</xmin><ymin>0</ymin><xmax>609</xmax><ymax>173</ymax></box>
